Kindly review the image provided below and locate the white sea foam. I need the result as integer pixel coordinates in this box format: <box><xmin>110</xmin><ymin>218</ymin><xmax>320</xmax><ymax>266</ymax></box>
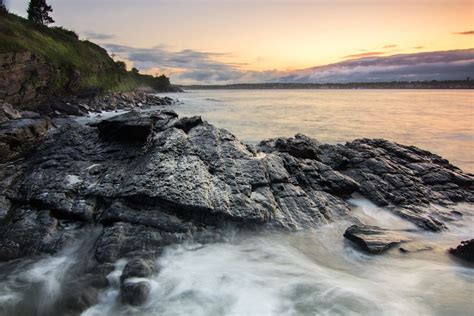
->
<box><xmin>81</xmin><ymin>201</ymin><xmax>474</xmax><ymax>315</ymax></box>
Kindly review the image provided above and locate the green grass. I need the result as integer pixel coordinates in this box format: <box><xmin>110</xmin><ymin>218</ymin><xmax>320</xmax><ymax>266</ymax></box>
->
<box><xmin>0</xmin><ymin>12</ymin><xmax>168</xmax><ymax>94</ymax></box>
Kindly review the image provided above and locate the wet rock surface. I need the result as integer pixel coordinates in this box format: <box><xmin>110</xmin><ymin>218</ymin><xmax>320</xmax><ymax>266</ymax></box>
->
<box><xmin>0</xmin><ymin>110</ymin><xmax>473</xmax><ymax>311</ymax></box>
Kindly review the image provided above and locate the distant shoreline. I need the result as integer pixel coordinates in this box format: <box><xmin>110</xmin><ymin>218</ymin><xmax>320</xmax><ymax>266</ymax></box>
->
<box><xmin>181</xmin><ymin>80</ymin><xmax>474</xmax><ymax>90</ymax></box>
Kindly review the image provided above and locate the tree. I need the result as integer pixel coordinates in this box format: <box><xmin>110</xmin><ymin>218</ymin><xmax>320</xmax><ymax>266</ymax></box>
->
<box><xmin>131</xmin><ymin>67</ymin><xmax>140</xmax><ymax>75</ymax></box>
<box><xmin>27</xmin><ymin>0</ymin><xmax>55</xmax><ymax>25</ymax></box>
<box><xmin>0</xmin><ymin>0</ymin><xmax>7</xmax><ymax>13</ymax></box>
<box><xmin>115</xmin><ymin>61</ymin><xmax>127</xmax><ymax>73</ymax></box>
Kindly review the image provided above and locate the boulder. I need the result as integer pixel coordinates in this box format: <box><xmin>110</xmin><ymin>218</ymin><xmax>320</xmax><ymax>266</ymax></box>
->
<box><xmin>120</xmin><ymin>280</ymin><xmax>151</xmax><ymax>306</ymax></box>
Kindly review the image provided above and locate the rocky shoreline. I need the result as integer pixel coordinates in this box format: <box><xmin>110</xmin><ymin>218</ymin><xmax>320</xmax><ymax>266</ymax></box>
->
<box><xmin>0</xmin><ymin>91</ymin><xmax>177</xmax><ymax>122</ymax></box>
<box><xmin>0</xmin><ymin>101</ymin><xmax>473</xmax><ymax>313</ymax></box>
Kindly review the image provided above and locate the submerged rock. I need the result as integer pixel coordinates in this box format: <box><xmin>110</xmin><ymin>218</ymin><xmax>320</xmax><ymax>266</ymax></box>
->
<box><xmin>344</xmin><ymin>224</ymin><xmax>411</xmax><ymax>254</ymax></box>
<box><xmin>449</xmin><ymin>239</ymin><xmax>474</xmax><ymax>263</ymax></box>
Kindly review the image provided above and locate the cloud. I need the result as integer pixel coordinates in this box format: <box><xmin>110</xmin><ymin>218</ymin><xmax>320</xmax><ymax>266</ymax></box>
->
<box><xmin>382</xmin><ymin>44</ymin><xmax>398</xmax><ymax>49</ymax></box>
<box><xmin>279</xmin><ymin>49</ymin><xmax>474</xmax><ymax>83</ymax></box>
<box><xmin>82</xmin><ymin>31</ymin><xmax>115</xmax><ymax>41</ymax></box>
<box><xmin>103</xmin><ymin>43</ymin><xmax>473</xmax><ymax>84</ymax></box>
<box><xmin>453</xmin><ymin>30</ymin><xmax>474</xmax><ymax>35</ymax></box>
<box><xmin>342</xmin><ymin>51</ymin><xmax>386</xmax><ymax>59</ymax></box>
<box><xmin>103</xmin><ymin>44</ymin><xmax>280</xmax><ymax>84</ymax></box>
<box><xmin>413</xmin><ymin>46</ymin><xmax>425</xmax><ymax>49</ymax></box>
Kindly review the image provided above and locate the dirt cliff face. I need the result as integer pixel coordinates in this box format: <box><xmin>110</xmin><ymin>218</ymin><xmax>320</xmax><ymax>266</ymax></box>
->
<box><xmin>0</xmin><ymin>51</ymin><xmax>57</xmax><ymax>108</ymax></box>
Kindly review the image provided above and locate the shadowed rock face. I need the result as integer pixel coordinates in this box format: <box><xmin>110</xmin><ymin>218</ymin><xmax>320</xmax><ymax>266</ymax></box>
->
<box><xmin>0</xmin><ymin>110</ymin><xmax>472</xmax><ymax>311</ymax></box>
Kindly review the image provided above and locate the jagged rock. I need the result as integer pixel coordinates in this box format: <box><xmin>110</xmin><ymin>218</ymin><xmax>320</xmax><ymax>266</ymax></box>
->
<box><xmin>316</xmin><ymin>139</ymin><xmax>474</xmax><ymax>231</ymax></box>
<box><xmin>344</xmin><ymin>224</ymin><xmax>411</xmax><ymax>254</ymax></box>
<box><xmin>449</xmin><ymin>239</ymin><xmax>474</xmax><ymax>263</ymax></box>
<box><xmin>0</xmin><ymin>111</ymin><xmax>471</xmax><ymax>264</ymax></box>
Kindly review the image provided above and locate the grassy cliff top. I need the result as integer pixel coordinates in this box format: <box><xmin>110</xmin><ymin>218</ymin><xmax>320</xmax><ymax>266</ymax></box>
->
<box><xmin>0</xmin><ymin>12</ymin><xmax>172</xmax><ymax>93</ymax></box>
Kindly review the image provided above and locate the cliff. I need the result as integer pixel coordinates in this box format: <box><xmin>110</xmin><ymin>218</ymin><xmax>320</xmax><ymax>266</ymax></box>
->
<box><xmin>0</xmin><ymin>12</ymin><xmax>178</xmax><ymax>108</ymax></box>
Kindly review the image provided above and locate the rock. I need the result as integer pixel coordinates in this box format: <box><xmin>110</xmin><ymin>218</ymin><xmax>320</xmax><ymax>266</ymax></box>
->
<box><xmin>316</xmin><ymin>138</ymin><xmax>474</xmax><ymax>231</ymax></box>
<box><xmin>449</xmin><ymin>239</ymin><xmax>474</xmax><ymax>263</ymax></box>
<box><xmin>120</xmin><ymin>280</ymin><xmax>151</xmax><ymax>306</ymax></box>
<box><xmin>0</xmin><ymin>103</ymin><xmax>21</xmax><ymax>122</ymax></box>
<box><xmin>259</xmin><ymin>133</ymin><xmax>321</xmax><ymax>159</ymax></box>
<box><xmin>120</xmin><ymin>258</ymin><xmax>155</xmax><ymax>282</ymax></box>
<box><xmin>0</xmin><ymin>51</ymin><xmax>55</xmax><ymax>107</ymax></box>
<box><xmin>0</xmin><ymin>117</ymin><xmax>53</xmax><ymax>162</ymax></box>
<box><xmin>173</xmin><ymin>116</ymin><xmax>203</xmax><ymax>133</ymax></box>
<box><xmin>0</xmin><ymin>111</ymin><xmax>471</xmax><ymax>264</ymax></box>
<box><xmin>344</xmin><ymin>224</ymin><xmax>411</xmax><ymax>254</ymax></box>
<box><xmin>50</xmin><ymin>102</ymin><xmax>85</xmax><ymax>116</ymax></box>
<box><xmin>398</xmin><ymin>244</ymin><xmax>433</xmax><ymax>253</ymax></box>
<box><xmin>118</xmin><ymin>258</ymin><xmax>155</xmax><ymax>306</ymax></box>
<box><xmin>94</xmin><ymin>222</ymin><xmax>185</xmax><ymax>263</ymax></box>
<box><xmin>0</xmin><ymin>110</ymin><xmax>472</xmax><ymax>312</ymax></box>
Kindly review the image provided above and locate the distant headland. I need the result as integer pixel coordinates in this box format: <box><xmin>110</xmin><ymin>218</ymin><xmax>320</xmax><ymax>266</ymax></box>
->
<box><xmin>182</xmin><ymin>80</ymin><xmax>474</xmax><ymax>90</ymax></box>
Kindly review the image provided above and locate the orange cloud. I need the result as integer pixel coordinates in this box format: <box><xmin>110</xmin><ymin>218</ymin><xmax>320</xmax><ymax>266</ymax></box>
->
<box><xmin>383</xmin><ymin>44</ymin><xmax>398</xmax><ymax>49</ymax></box>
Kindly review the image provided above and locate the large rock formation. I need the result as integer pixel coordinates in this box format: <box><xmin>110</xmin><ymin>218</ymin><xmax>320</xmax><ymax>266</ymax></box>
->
<box><xmin>0</xmin><ymin>110</ymin><xmax>472</xmax><ymax>311</ymax></box>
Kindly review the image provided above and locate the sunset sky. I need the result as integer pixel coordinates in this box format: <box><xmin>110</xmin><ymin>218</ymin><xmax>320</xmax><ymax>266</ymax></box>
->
<box><xmin>5</xmin><ymin>0</ymin><xmax>474</xmax><ymax>83</ymax></box>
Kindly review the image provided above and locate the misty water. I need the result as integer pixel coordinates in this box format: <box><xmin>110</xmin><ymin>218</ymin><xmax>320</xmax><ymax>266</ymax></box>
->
<box><xmin>2</xmin><ymin>89</ymin><xmax>474</xmax><ymax>315</ymax></box>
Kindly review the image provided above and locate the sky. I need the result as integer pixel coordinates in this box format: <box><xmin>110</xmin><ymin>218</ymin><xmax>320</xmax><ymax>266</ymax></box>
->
<box><xmin>5</xmin><ymin>0</ymin><xmax>474</xmax><ymax>84</ymax></box>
